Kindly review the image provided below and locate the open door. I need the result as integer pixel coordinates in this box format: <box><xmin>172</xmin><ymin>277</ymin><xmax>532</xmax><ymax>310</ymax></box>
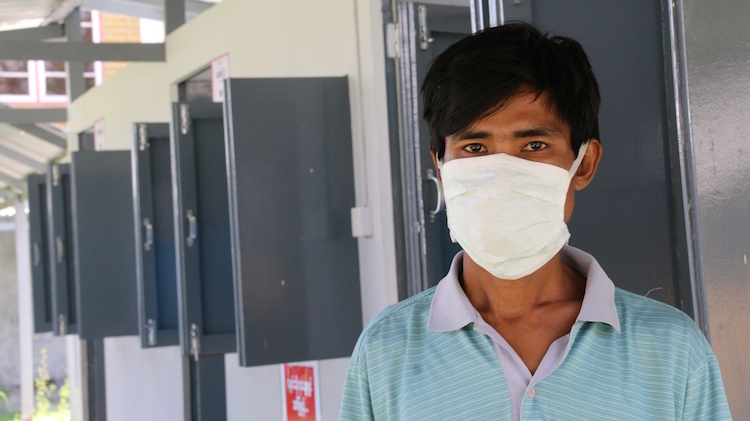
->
<box><xmin>170</xmin><ymin>69</ymin><xmax>233</xmax><ymax>421</ymax></box>
<box><xmin>47</xmin><ymin>164</ymin><xmax>78</xmax><ymax>335</ymax></box>
<box><xmin>223</xmin><ymin>77</ymin><xmax>362</xmax><ymax>367</ymax></box>
<box><xmin>71</xmin><ymin>150</ymin><xmax>139</xmax><ymax>339</ymax></box>
<box><xmin>27</xmin><ymin>174</ymin><xmax>53</xmax><ymax>333</ymax></box>
<box><xmin>132</xmin><ymin>122</ymin><xmax>179</xmax><ymax>348</ymax></box>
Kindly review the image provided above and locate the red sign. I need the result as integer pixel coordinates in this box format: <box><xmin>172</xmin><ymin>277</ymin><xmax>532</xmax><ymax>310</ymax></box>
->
<box><xmin>282</xmin><ymin>362</ymin><xmax>320</xmax><ymax>421</ymax></box>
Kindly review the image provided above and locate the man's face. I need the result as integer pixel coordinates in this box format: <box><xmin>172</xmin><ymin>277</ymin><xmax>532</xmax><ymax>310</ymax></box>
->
<box><xmin>431</xmin><ymin>91</ymin><xmax>601</xmax><ymax>222</ymax></box>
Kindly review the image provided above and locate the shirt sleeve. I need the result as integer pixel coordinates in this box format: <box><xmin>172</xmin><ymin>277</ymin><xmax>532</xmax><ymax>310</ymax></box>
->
<box><xmin>339</xmin><ymin>355</ymin><xmax>375</xmax><ymax>421</ymax></box>
<box><xmin>682</xmin><ymin>353</ymin><xmax>733</xmax><ymax>420</ymax></box>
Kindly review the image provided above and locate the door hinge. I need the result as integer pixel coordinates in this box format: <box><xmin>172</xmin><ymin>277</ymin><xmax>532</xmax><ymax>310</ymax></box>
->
<box><xmin>138</xmin><ymin>124</ymin><xmax>149</xmax><ymax>151</ymax></box>
<box><xmin>418</xmin><ymin>5</ymin><xmax>433</xmax><ymax>51</ymax></box>
<box><xmin>59</xmin><ymin>314</ymin><xmax>67</xmax><ymax>336</ymax></box>
<box><xmin>186</xmin><ymin>210</ymin><xmax>197</xmax><ymax>247</ymax></box>
<box><xmin>32</xmin><ymin>242</ymin><xmax>40</xmax><ymax>266</ymax></box>
<box><xmin>55</xmin><ymin>236</ymin><xmax>64</xmax><ymax>263</ymax></box>
<box><xmin>190</xmin><ymin>323</ymin><xmax>200</xmax><ymax>362</ymax></box>
<box><xmin>52</xmin><ymin>164</ymin><xmax>60</xmax><ymax>187</ymax></box>
<box><xmin>146</xmin><ymin>318</ymin><xmax>157</xmax><ymax>346</ymax></box>
<box><xmin>143</xmin><ymin>217</ymin><xmax>154</xmax><ymax>251</ymax></box>
<box><xmin>180</xmin><ymin>104</ymin><xmax>190</xmax><ymax>135</ymax></box>
<box><xmin>386</xmin><ymin>22</ymin><xmax>400</xmax><ymax>58</ymax></box>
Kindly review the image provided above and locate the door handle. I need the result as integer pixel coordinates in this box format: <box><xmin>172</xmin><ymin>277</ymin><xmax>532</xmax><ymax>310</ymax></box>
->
<box><xmin>55</xmin><ymin>236</ymin><xmax>64</xmax><ymax>263</ymax></box>
<box><xmin>143</xmin><ymin>217</ymin><xmax>154</xmax><ymax>251</ymax></box>
<box><xmin>186</xmin><ymin>210</ymin><xmax>197</xmax><ymax>247</ymax></box>
<box><xmin>426</xmin><ymin>169</ymin><xmax>443</xmax><ymax>223</ymax></box>
<box><xmin>32</xmin><ymin>242</ymin><xmax>40</xmax><ymax>266</ymax></box>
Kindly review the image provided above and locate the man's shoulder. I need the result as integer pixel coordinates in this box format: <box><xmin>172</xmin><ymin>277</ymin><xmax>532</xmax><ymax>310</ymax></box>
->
<box><xmin>614</xmin><ymin>287</ymin><xmax>712</xmax><ymax>370</ymax></box>
<box><xmin>363</xmin><ymin>287</ymin><xmax>436</xmax><ymax>336</ymax></box>
<box><xmin>349</xmin><ymin>288</ymin><xmax>436</xmax><ymax>364</ymax></box>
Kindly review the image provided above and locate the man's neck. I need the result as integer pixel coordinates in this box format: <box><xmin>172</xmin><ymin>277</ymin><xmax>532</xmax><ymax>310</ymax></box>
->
<box><xmin>460</xmin><ymin>251</ymin><xmax>585</xmax><ymax>322</ymax></box>
<box><xmin>460</xmin><ymin>251</ymin><xmax>587</xmax><ymax>374</ymax></box>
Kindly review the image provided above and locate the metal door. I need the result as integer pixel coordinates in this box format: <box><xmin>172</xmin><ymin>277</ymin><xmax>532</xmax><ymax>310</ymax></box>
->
<box><xmin>224</xmin><ymin>77</ymin><xmax>362</xmax><ymax>367</ymax></box>
<box><xmin>132</xmin><ymin>122</ymin><xmax>179</xmax><ymax>348</ymax></box>
<box><xmin>171</xmin><ymin>70</ymin><xmax>232</xmax><ymax>421</ymax></box>
<box><xmin>27</xmin><ymin>174</ymin><xmax>53</xmax><ymax>333</ymax></box>
<box><xmin>47</xmin><ymin>163</ymin><xmax>77</xmax><ymax>335</ymax></box>
<box><xmin>391</xmin><ymin>1</ymin><xmax>694</xmax><ymax>315</ymax></box>
<box><xmin>171</xmin><ymin>98</ymin><xmax>236</xmax><ymax>358</ymax></box>
<box><xmin>71</xmin><ymin>150</ymin><xmax>139</xmax><ymax>339</ymax></box>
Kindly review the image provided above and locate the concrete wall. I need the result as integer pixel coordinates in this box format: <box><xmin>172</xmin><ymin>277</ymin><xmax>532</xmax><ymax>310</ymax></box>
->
<box><xmin>103</xmin><ymin>338</ymin><xmax>184</xmax><ymax>421</ymax></box>
<box><xmin>682</xmin><ymin>0</ymin><xmax>750</xmax><ymax>418</ymax></box>
<box><xmin>67</xmin><ymin>0</ymin><xmax>396</xmax><ymax>418</ymax></box>
<box><xmin>0</xmin><ymin>218</ymin><xmax>68</xmax><ymax>415</ymax></box>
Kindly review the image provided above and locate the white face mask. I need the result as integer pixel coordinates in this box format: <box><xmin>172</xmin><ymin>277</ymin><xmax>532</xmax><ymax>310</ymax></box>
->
<box><xmin>438</xmin><ymin>142</ymin><xmax>588</xmax><ymax>280</ymax></box>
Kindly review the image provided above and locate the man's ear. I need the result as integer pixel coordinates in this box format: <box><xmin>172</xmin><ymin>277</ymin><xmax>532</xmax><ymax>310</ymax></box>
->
<box><xmin>572</xmin><ymin>139</ymin><xmax>601</xmax><ymax>191</ymax></box>
<box><xmin>430</xmin><ymin>147</ymin><xmax>441</xmax><ymax>181</ymax></box>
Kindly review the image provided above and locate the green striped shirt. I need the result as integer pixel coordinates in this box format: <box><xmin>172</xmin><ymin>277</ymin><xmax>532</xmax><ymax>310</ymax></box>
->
<box><xmin>340</xmin><ymin>250</ymin><xmax>731</xmax><ymax>420</ymax></box>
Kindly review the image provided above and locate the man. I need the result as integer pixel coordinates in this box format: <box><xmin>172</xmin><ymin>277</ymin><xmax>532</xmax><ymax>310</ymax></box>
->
<box><xmin>340</xmin><ymin>23</ymin><xmax>731</xmax><ymax>420</ymax></box>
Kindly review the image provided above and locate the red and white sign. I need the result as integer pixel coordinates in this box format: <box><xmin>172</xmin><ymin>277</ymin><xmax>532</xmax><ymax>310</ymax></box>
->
<box><xmin>211</xmin><ymin>53</ymin><xmax>230</xmax><ymax>103</ymax></box>
<box><xmin>281</xmin><ymin>362</ymin><xmax>321</xmax><ymax>421</ymax></box>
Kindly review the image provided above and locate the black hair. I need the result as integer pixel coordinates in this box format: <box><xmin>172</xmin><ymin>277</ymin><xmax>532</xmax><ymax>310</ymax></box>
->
<box><xmin>422</xmin><ymin>22</ymin><xmax>600</xmax><ymax>160</ymax></box>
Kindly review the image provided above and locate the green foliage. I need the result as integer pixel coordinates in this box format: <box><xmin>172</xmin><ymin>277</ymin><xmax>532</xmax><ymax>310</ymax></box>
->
<box><xmin>0</xmin><ymin>390</ymin><xmax>9</xmax><ymax>410</ymax></box>
<box><xmin>0</xmin><ymin>390</ymin><xmax>19</xmax><ymax>421</ymax></box>
<box><xmin>34</xmin><ymin>349</ymin><xmax>70</xmax><ymax>421</ymax></box>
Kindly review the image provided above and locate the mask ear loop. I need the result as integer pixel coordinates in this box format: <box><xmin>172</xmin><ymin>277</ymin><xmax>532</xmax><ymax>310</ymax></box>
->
<box><xmin>567</xmin><ymin>141</ymin><xmax>589</xmax><ymax>179</ymax></box>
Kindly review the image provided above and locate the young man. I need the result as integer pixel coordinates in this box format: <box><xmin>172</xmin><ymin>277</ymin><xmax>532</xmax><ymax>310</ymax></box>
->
<box><xmin>340</xmin><ymin>23</ymin><xmax>731</xmax><ymax>420</ymax></box>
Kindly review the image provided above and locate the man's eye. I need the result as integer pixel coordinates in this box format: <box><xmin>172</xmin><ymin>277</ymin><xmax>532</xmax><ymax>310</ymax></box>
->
<box><xmin>464</xmin><ymin>143</ymin><xmax>485</xmax><ymax>153</ymax></box>
<box><xmin>524</xmin><ymin>141</ymin><xmax>547</xmax><ymax>151</ymax></box>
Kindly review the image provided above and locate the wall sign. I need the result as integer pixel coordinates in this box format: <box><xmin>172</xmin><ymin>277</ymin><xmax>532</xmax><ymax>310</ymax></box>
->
<box><xmin>211</xmin><ymin>53</ymin><xmax>230</xmax><ymax>103</ymax></box>
<box><xmin>93</xmin><ymin>118</ymin><xmax>106</xmax><ymax>151</ymax></box>
<box><xmin>281</xmin><ymin>362</ymin><xmax>321</xmax><ymax>421</ymax></box>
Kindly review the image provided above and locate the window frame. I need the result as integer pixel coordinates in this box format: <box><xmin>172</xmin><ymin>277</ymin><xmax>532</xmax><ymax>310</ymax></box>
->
<box><xmin>0</xmin><ymin>60</ymin><xmax>38</xmax><ymax>103</ymax></box>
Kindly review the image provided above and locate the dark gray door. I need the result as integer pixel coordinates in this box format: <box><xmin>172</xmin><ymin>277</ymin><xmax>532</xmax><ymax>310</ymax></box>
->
<box><xmin>132</xmin><ymin>122</ymin><xmax>179</xmax><ymax>348</ymax></box>
<box><xmin>171</xmin><ymin>99</ymin><xmax>235</xmax><ymax>357</ymax></box>
<box><xmin>188</xmin><ymin>355</ymin><xmax>226</xmax><ymax>421</ymax></box>
<box><xmin>27</xmin><ymin>174</ymin><xmax>53</xmax><ymax>333</ymax></box>
<box><xmin>171</xmin><ymin>71</ymin><xmax>231</xmax><ymax>421</ymax></box>
<box><xmin>47</xmin><ymin>164</ymin><xmax>78</xmax><ymax>335</ymax></box>
<box><xmin>532</xmin><ymin>1</ymin><xmax>691</xmax><ymax>311</ymax></box>
<box><xmin>85</xmin><ymin>338</ymin><xmax>107</xmax><ymax>421</ymax></box>
<box><xmin>224</xmin><ymin>77</ymin><xmax>362</xmax><ymax>367</ymax></box>
<box><xmin>393</xmin><ymin>1</ymin><xmax>693</xmax><ymax>313</ymax></box>
<box><xmin>71</xmin><ymin>150</ymin><xmax>139</xmax><ymax>339</ymax></box>
<box><xmin>416</xmin><ymin>5</ymin><xmax>469</xmax><ymax>290</ymax></box>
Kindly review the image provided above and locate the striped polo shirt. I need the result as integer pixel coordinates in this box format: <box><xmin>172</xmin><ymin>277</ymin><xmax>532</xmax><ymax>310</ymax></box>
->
<box><xmin>340</xmin><ymin>247</ymin><xmax>732</xmax><ymax>420</ymax></box>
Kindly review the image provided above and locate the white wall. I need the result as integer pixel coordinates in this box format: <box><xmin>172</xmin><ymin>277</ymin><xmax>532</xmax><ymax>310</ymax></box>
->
<box><xmin>103</xmin><ymin>338</ymin><xmax>184</xmax><ymax>421</ymax></box>
<box><xmin>67</xmin><ymin>0</ymin><xmax>396</xmax><ymax>418</ymax></box>
<box><xmin>224</xmin><ymin>354</ymin><xmax>349</xmax><ymax>421</ymax></box>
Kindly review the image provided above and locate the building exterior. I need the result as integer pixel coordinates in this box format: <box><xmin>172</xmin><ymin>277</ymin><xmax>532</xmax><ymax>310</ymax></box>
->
<box><xmin>0</xmin><ymin>0</ymin><xmax>748</xmax><ymax>420</ymax></box>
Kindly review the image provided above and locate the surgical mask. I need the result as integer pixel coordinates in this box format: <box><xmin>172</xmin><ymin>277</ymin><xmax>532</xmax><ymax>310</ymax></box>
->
<box><xmin>438</xmin><ymin>143</ymin><xmax>588</xmax><ymax>280</ymax></box>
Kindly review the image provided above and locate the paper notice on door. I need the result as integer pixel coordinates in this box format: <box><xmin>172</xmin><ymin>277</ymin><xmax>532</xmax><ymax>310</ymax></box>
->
<box><xmin>211</xmin><ymin>53</ymin><xmax>230</xmax><ymax>103</ymax></box>
<box><xmin>93</xmin><ymin>118</ymin><xmax>106</xmax><ymax>151</ymax></box>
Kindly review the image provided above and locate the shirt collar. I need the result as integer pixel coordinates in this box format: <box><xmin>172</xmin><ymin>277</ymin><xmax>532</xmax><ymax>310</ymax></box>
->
<box><xmin>427</xmin><ymin>245</ymin><xmax>621</xmax><ymax>333</ymax></box>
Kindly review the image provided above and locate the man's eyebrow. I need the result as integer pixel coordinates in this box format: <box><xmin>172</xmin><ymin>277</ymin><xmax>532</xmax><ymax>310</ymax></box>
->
<box><xmin>511</xmin><ymin>127</ymin><xmax>565</xmax><ymax>138</ymax></box>
<box><xmin>449</xmin><ymin>130</ymin><xmax>493</xmax><ymax>141</ymax></box>
<box><xmin>449</xmin><ymin>126</ymin><xmax>565</xmax><ymax>142</ymax></box>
